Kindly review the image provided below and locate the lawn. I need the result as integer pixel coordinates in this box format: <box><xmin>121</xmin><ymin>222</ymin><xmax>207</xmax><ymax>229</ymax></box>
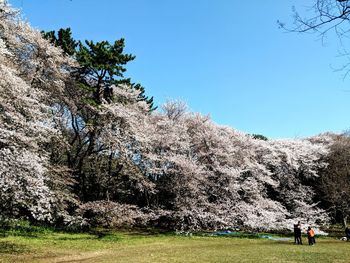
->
<box><xmin>0</xmin><ymin>224</ymin><xmax>349</xmax><ymax>262</ymax></box>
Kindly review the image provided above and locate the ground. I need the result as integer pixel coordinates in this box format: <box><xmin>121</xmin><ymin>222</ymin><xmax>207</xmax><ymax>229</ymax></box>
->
<box><xmin>0</xmin><ymin>225</ymin><xmax>349</xmax><ymax>262</ymax></box>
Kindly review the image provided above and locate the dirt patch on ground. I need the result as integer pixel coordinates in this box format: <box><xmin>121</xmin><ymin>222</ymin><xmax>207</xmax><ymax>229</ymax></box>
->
<box><xmin>37</xmin><ymin>250</ymin><xmax>111</xmax><ymax>263</ymax></box>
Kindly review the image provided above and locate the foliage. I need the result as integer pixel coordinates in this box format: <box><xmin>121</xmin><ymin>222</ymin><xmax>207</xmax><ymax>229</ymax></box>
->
<box><xmin>42</xmin><ymin>27</ymin><xmax>155</xmax><ymax>109</ymax></box>
<box><xmin>78</xmin><ymin>201</ymin><xmax>144</xmax><ymax>228</ymax></box>
<box><xmin>317</xmin><ymin>134</ymin><xmax>350</xmax><ymax>226</ymax></box>
<box><xmin>41</xmin><ymin>26</ymin><xmax>156</xmax><ymax>208</ymax></box>
<box><xmin>0</xmin><ymin>1</ymin><xmax>343</xmax><ymax>232</ymax></box>
<box><xmin>251</xmin><ymin>134</ymin><xmax>268</xmax><ymax>141</ymax></box>
<box><xmin>0</xmin><ymin>1</ymin><xmax>77</xmax><ymax>223</ymax></box>
<box><xmin>136</xmin><ymin>101</ymin><xmax>331</xmax><ymax>230</ymax></box>
<box><xmin>42</xmin><ymin>28</ymin><xmax>77</xmax><ymax>56</ymax></box>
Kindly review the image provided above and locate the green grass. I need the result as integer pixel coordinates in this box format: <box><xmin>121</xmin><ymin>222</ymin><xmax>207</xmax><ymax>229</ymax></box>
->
<box><xmin>0</xmin><ymin>223</ymin><xmax>349</xmax><ymax>262</ymax></box>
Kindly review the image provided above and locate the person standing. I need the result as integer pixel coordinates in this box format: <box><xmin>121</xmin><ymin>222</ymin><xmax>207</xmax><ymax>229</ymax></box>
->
<box><xmin>307</xmin><ymin>226</ymin><xmax>315</xmax><ymax>245</ymax></box>
<box><xmin>294</xmin><ymin>223</ymin><xmax>298</xmax><ymax>244</ymax></box>
<box><xmin>295</xmin><ymin>221</ymin><xmax>302</xmax><ymax>245</ymax></box>
<box><xmin>345</xmin><ymin>227</ymin><xmax>350</xmax><ymax>241</ymax></box>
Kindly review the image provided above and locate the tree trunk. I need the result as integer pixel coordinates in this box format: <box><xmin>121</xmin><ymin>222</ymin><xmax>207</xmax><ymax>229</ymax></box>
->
<box><xmin>343</xmin><ymin>215</ymin><xmax>348</xmax><ymax>227</ymax></box>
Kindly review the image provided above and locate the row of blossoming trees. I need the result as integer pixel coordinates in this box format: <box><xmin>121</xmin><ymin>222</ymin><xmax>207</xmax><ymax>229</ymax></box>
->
<box><xmin>0</xmin><ymin>1</ymin><xmax>345</xmax><ymax>231</ymax></box>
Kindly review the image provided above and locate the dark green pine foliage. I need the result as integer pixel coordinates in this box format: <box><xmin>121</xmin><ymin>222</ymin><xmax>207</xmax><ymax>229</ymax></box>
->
<box><xmin>76</xmin><ymin>39</ymin><xmax>135</xmax><ymax>104</ymax></box>
<box><xmin>42</xmin><ymin>28</ymin><xmax>78</xmax><ymax>56</ymax></box>
<box><xmin>251</xmin><ymin>134</ymin><xmax>268</xmax><ymax>141</ymax></box>
<box><xmin>42</xmin><ymin>28</ymin><xmax>155</xmax><ymax>110</ymax></box>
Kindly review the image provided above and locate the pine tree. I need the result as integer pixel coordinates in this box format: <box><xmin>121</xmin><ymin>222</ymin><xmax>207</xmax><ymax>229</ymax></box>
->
<box><xmin>43</xmin><ymin>28</ymin><xmax>155</xmax><ymax>109</ymax></box>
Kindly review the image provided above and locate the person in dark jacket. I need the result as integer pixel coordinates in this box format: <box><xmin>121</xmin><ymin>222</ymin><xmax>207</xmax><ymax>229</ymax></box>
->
<box><xmin>294</xmin><ymin>221</ymin><xmax>302</xmax><ymax>245</ymax></box>
<box><xmin>345</xmin><ymin>227</ymin><xmax>350</xmax><ymax>241</ymax></box>
<box><xmin>293</xmin><ymin>224</ymin><xmax>298</xmax><ymax>244</ymax></box>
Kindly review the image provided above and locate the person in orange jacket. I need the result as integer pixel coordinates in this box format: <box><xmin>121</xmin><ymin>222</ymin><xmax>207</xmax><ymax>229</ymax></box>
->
<box><xmin>307</xmin><ymin>226</ymin><xmax>315</xmax><ymax>245</ymax></box>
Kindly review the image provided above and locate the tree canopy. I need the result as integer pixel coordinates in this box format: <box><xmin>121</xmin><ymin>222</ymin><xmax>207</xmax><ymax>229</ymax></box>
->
<box><xmin>43</xmin><ymin>28</ymin><xmax>155</xmax><ymax>108</ymax></box>
<box><xmin>0</xmin><ymin>0</ymin><xmax>346</xmax><ymax>231</ymax></box>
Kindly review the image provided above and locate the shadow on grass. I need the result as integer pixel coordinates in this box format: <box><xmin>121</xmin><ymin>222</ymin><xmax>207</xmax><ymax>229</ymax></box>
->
<box><xmin>55</xmin><ymin>235</ymin><xmax>96</xmax><ymax>241</ymax></box>
<box><xmin>0</xmin><ymin>240</ymin><xmax>28</xmax><ymax>254</ymax></box>
<box><xmin>0</xmin><ymin>224</ymin><xmax>48</xmax><ymax>238</ymax></box>
<box><xmin>113</xmin><ymin>227</ymin><xmax>173</xmax><ymax>236</ymax></box>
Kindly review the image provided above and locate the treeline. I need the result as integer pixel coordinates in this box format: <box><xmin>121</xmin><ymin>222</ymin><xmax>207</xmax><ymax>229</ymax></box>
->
<box><xmin>0</xmin><ymin>2</ymin><xmax>349</xmax><ymax>231</ymax></box>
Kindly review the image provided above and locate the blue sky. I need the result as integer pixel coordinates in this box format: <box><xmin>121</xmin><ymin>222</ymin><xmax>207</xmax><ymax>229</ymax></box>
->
<box><xmin>8</xmin><ymin>0</ymin><xmax>350</xmax><ymax>138</ymax></box>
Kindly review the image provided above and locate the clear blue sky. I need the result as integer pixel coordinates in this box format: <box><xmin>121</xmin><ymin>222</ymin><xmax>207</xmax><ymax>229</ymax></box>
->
<box><xmin>8</xmin><ymin>0</ymin><xmax>350</xmax><ymax>138</ymax></box>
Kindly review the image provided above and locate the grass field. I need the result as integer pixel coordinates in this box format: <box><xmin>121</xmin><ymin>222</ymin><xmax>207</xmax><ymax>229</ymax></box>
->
<box><xmin>0</xmin><ymin>223</ymin><xmax>349</xmax><ymax>262</ymax></box>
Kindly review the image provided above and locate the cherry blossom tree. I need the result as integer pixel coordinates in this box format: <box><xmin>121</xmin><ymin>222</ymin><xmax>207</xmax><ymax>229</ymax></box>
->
<box><xmin>0</xmin><ymin>1</ymin><xmax>76</xmax><ymax>222</ymax></box>
<box><xmin>137</xmin><ymin>101</ymin><xmax>330</xmax><ymax>231</ymax></box>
